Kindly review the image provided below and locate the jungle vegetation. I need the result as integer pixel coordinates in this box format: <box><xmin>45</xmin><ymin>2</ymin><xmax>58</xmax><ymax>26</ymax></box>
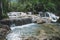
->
<box><xmin>0</xmin><ymin>0</ymin><xmax>60</xmax><ymax>19</ymax></box>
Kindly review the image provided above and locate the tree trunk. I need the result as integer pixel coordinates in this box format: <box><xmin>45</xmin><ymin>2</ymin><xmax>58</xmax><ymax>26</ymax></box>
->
<box><xmin>0</xmin><ymin>0</ymin><xmax>2</xmax><ymax>20</ymax></box>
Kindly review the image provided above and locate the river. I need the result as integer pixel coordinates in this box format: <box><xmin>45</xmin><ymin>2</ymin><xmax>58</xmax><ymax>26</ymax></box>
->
<box><xmin>6</xmin><ymin>23</ymin><xmax>41</xmax><ymax>40</ymax></box>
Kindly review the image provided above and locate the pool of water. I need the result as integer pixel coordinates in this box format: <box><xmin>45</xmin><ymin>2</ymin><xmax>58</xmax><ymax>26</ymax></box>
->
<box><xmin>6</xmin><ymin>23</ymin><xmax>41</xmax><ymax>40</ymax></box>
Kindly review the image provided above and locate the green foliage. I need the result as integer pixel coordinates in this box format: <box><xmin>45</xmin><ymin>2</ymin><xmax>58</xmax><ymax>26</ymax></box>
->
<box><xmin>0</xmin><ymin>0</ymin><xmax>60</xmax><ymax>19</ymax></box>
<box><xmin>7</xmin><ymin>0</ymin><xmax>60</xmax><ymax>13</ymax></box>
<box><xmin>43</xmin><ymin>2</ymin><xmax>56</xmax><ymax>12</ymax></box>
<box><xmin>2</xmin><ymin>13</ymin><xmax>8</xmax><ymax>18</ymax></box>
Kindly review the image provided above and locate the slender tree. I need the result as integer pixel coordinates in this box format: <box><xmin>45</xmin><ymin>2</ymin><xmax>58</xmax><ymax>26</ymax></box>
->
<box><xmin>0</xmin><ymin>0</ymin><xmax>3</xmax><ymax>20</ymax></box>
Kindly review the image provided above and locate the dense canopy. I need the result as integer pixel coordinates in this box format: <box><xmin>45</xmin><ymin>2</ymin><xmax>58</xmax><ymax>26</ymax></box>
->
<box><xmin>0</xmin><ymin>0</ymin><xmax>60</xmax><ymax>19</ymax></box>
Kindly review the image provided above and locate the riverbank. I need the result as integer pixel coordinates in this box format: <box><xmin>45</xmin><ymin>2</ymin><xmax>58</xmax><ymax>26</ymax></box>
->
<box><xmin>0</xmin><ymin>24</ymin><xmax>10</xmax><ymax>40</ymax></box>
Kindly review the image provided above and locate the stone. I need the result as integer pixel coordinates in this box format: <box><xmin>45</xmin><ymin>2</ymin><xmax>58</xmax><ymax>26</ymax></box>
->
<box><xmin>0</xmin><ymin>24</ymin><xmax>10</xmax><ymax>40</ymax></box>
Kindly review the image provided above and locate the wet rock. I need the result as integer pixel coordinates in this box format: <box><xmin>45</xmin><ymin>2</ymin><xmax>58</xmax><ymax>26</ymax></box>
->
<box><xmin>57</xmin><ymin>17</ymin><xmax>60</xmax><ymax>23</ymax></box>
<box><xmin>31</xmin><ymin>15</ymin><xmax>46</xmax><ymax>24</ymax></box>
<box><xmin>0</xmin><ymin>24</ymin><xmax>10</xmax><ymax>40</ymax></box>
<box><xmin>49</xmin><ymin>36</ymin><xmax>60</xmax><ymax>40</ymax></box>
<box><xmin>24</xmin><ymin>36</ymin><xmax>39</xmax><ymax>40</ymax></box>
<box><xmin>0</xmin><ymin>18</ymin><xmax>32</xmax><ymax>26</ymax></box>
<box><xmin>36</xmin><ymin>18</ymin><xmax>45</xmax><ymax>24</ymax></box>
<box><xmin>0</xmin><ymin>19</ymin><xmax>11</xmax><ymax>26</ymax></box>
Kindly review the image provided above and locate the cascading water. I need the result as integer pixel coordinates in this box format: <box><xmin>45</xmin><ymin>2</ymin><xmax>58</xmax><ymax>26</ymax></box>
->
<box><xmin>6</xmin><ymin>23</ymin><xmax>40</xmax><ymax>40</ymax></box>
<box><xmin>3</xmin><ymin>16</ymin><xmax>40</xmax><ymax>40</ymax></box>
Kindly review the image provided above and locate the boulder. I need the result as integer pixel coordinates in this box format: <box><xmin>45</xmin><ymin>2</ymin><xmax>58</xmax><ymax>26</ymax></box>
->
<box><xmin>36</xmin><ymin>18</ymin><xmax>45</xmax><ymax>24</ymax></box>
<box><xmin>0</xmin><ymin>24</ymin><xmax>10</xmax><ymax>40</ymax></box>
<box><xmin>57</xmin><ymin>17</ymin><xmax>60</xmax><ymax>23</ymax></box>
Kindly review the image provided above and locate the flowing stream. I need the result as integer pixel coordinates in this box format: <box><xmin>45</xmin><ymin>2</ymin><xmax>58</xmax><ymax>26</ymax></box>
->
<box><xmin>6</xmin><ymin>23</ymin><xmax>41</xmax><ymax>40</ymax></box>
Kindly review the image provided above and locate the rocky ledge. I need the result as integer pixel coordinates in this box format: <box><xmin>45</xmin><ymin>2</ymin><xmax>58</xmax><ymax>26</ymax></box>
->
<box><xmin>0</xmin><ymin>24</ymin><xmax>10</xmax><ymax>40</ymax></box>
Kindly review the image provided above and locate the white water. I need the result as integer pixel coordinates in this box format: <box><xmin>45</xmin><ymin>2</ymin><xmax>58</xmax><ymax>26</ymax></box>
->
<box><xmin>6</xmin><ymin>23</ymin><xmax>40</xmax><ymax>40</ymax></box>
<box><xmin>6</xmin><ymin>33</ymin><xmax>21</xmax><ymax>40</ymax></box>
<box><xmin>10</xmin><ymin>23</ymin><xmax>36</xmax><ymax>30</ymax></box>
